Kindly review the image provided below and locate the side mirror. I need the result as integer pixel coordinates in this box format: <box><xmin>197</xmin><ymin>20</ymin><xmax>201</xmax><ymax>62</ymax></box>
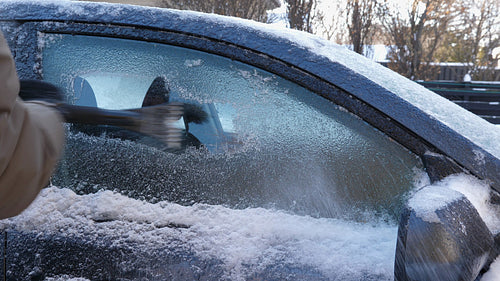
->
<box><xmin>395</xmin><ymin>185</ymin><xmax>494</xmax><ymax>281</ymax></box>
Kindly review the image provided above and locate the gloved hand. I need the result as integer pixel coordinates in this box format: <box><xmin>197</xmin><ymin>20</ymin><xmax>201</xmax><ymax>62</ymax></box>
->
<box><xmin>17</xmin><ymin>79</ymin><xmax>208</xmax><ymax>149</ymax></box>
<box><xmin>18</xmin><ymin>79</ymin><xmax>64</xmax><ymax>104</ymax></box>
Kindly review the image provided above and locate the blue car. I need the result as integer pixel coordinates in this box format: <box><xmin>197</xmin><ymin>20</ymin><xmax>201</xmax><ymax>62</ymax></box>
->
<box><xmin>0</xmin><ymin>1</ymin><xmax>499</xmax><ymax>280</ymax></box>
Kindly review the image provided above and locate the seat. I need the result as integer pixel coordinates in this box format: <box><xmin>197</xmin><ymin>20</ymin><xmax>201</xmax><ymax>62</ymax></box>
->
<box><xmin>73</xmin><ymin>76</ymin><xmax>97</xmax><ymax>107</ymax></box>
<box><xmin>142</xmin><ymin>76</ymin><xmax>169</xmax><ymax>107</ymax></box>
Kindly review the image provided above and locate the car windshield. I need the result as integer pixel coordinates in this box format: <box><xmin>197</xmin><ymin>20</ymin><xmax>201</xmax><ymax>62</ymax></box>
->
<box><xmin>42</xmin><ymin>33</ymin><xmax>425</xmax><ymax>221</ymax></box>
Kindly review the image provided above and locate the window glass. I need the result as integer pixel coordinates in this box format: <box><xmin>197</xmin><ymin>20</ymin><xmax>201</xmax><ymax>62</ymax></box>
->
<box><xmin>42</xmin><ymin>34</ymin><xmax>424</xmax><ymax>221</ymax></box>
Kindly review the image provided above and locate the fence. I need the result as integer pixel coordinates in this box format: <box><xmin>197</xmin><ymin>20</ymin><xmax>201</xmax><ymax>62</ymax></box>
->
<box><xmin>417</xmin><ymin>81</ymin><xmax>500</xmax><ymax>124</ymax></box>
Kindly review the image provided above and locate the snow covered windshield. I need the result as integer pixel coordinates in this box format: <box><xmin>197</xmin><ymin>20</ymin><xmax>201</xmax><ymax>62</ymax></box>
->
<box><xmin>41</xmin><ymin>33</ymin><xmax>424</xmax><ymax>221</ymax></box>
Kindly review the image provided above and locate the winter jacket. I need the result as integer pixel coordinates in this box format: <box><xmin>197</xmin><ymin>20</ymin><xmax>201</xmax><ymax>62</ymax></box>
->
<box><xmin>0</xmin><ymin>31</ymin><xmax>65</xmax><ymax>219</ymax></box>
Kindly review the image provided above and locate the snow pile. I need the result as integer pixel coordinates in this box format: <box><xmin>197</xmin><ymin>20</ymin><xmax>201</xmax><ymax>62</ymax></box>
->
<box><xmin>2</xmin><ymin>185</ymin><xmax>397</xmax><ymax>280</ymax></box>
<box><xmin>443</xmin><ymin>174</ymin><xmax>500</xmax><ymax>281</ymax></box>
<box><xmin>0</xmin><ymin>174</ymin><xmax>499</xmax><ymax>279</ymax></box>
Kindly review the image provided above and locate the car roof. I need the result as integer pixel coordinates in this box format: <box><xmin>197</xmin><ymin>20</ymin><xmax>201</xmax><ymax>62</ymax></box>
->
<box><xmin>1</xmin><ymin>0</ymin><xmax>500</xmax><ymax>191</ymax></box>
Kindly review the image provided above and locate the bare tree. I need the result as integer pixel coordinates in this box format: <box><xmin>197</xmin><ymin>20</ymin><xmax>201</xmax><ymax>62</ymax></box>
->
<box><xmin>346</xmin><ymin>0</ymin><xmax>378</xmax><ymax>54</ymax></box>
<box><xmin>455</xmin><ymin>0</ymin><xmax>499</xmax><ymax>80</ymax></box>
<box><xmin>314</xmin><ymin>1</ymin><xmax>347</xmax><ymax>44</ymax></box>
<box><xmin>160</xmin><ymin>0</ymin><xmax>280</xmax><ymax>23</ymax></box>
<box><xmin>284</xmin><ymin>0</ymin><xmax>317</xmax><ymax>33</ymax></box>
<box><xmin>433</xmin><ymin>0</ymin><xmax>500</xmax><ymax>81</ymax></box>
<box><xmin>380</xmin><ymin>0</ymin><xmax>458</xmax><ymax>80</ymax></box>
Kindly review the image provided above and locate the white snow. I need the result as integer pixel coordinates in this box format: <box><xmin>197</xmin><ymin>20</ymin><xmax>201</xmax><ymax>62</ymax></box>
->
<box><xmin>0</xmin><ymin>174</ymin><xmax>497</xmax><ymax>280</ymax></box>
<box><xmin>409</xmin><ymin>174</ymin><xmax>500</xmax><ymax>234</ymax></box>
<box><xmin>408</xmin><ymin>185</ymin><xmax>465</xmax><ymax>223</ymax></box>
<box><xmin>3</xmin><ymin>174</ymin><xmax>498</xmax><ymax>280</ymax></box>
<box><xmin>2</xmin><ymin>185</ymin><xmax>397</xmax><ymax>280</ymax></box>
<box><xmin>443</xmin><ymin>174</ymin><xmax>500</xmax><ymax>235</ymax></box>
<box><xmin>482</xmin><ymin>256</ymin><xmax>500</xmax><ymax>281</ymax></box>
<box><xmin>407</xmin><ymin>174</ymin><xmax>500</xmax><ymax>281</ymax></box>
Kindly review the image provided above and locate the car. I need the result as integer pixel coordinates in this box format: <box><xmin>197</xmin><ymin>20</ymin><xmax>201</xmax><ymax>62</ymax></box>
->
<box><xmin>0</xmin><ymin>1</ymin><xmax>499</xmax><ymax>280</ymax></box>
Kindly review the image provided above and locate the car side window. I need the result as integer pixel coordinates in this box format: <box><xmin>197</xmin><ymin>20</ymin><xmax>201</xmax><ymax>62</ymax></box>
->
<box><xmin>42</xmin><ymin>34</ymin><xmax>424</xmax><ymax>221</ymax></box>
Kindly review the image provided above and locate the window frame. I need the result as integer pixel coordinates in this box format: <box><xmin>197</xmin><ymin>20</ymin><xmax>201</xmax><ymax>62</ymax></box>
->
<box><xmin>13</xmin><ymin>22</ymin><xmax>431</xmax><ymax>153</ymax></box>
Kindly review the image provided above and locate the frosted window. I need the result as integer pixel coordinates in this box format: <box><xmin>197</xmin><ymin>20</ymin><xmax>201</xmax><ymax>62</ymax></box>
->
<box><xmin>42</xmin><ymin>34</ymin><xmax>424</xmax><ymax>221</ymax></box>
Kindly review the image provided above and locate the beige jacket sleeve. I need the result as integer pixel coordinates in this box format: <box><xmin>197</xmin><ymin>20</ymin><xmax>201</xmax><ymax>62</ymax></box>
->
<box><xmin>0</xmin><ymin>32</ymin><xmax>65</xmax><ymax>219</ymax></box>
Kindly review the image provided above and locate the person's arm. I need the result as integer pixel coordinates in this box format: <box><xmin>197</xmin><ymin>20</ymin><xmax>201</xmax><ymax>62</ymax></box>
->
<box><xmin>0</xmin><ymin>32</ymin><xmax>65</xmax><ymax>219</ymax></box>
